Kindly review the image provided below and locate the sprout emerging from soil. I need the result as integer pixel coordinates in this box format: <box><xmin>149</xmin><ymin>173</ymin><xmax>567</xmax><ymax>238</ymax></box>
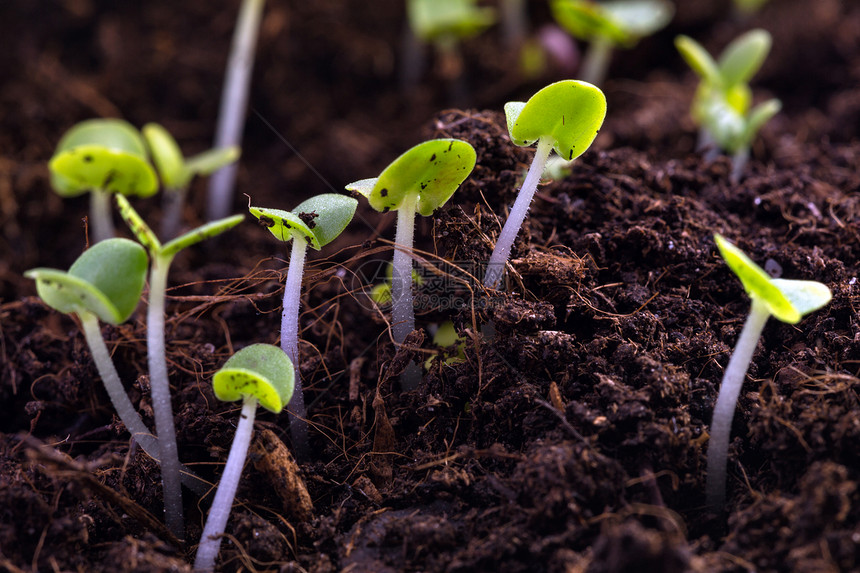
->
<box><xmin>206</xmin><ymin>0</ymin><xmax>266</xmax><ymax>222</ymax></box>
<box><xmin>49</xmin><ymin>119</ymin><xmax>159</xmax><ymax>244</ymax></box>
<box><xmin>550</xmin><ymin>0</ymin><xmax>674</xmax><ymax>86</ymax></box>
<box><xmin>484</xmin><ymin>80</ymin><xmax>606</xmax><ymax>289</ymax></box>
<box><xmin>347</xmin><ymin>139</ymin><xmax>476</xmax><ymax>390</ymax></box>
<box><xmin>194</xmin><ymin>343</ymin><xmax>294</xmax><ymax>573</ymax></box>
<box><xmin>675</xmin><ymin>29</ymin><xmax>781</xmax><ymax>181</ymax></box>
<box><xmin>707</xmin><ymin>234</ymin><xmax>831</xmax><ymax>511</ymax></box>
<box><xmin>116</xmin><ymin>195</ymin><xmax>243</xmax><ymax>541</ymax></box>
<box><xmin>142</xmin><ymin>123</ymin><xmax>240</xmax><ymax>240</ymax></box>
<box><xmin>404</xmin><ymin>0</ymin><xmax>495</xmax><ymax>102</ymax></box>
<box><xmin>249</xmin><ymin>193</ymin><xmax>357</xmax><ymax>458</ymax></box>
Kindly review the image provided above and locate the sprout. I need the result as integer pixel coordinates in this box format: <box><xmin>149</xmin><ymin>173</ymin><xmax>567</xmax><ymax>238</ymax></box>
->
<box><xmin>484</xmin><ymin>80</ymin><xmax>606</xmax><ymax>289</ymax></box>
<box><xmin>551</xmin><ymin>0</ymin><xmax>674</xmax><ymax>86</ymax></box>
<box><xmin>404</xmin><ymin>0</ymin><xmax>495</xmax><ymax>102</ymax></box>
<box><xmin>193</xmin><ymin>344</ymin><xmax>294</xmax><ymax>573</ymax></box>
<box><xmin>116</xmin><ymin>195</ymin><xmax>243</xmax><ymax>541</ymax></box>
<box><xmin>25</xmin><ymin>240</ymin><xmax>208</xmax><ymax>497</ymax></box>
<box><xmin>675</xmin><ymin>30</ymin><xmax>782</xmax><ymax>181</ymax></box>
<box><xmin>347</xmin><ymin>139</ymin><xmax>476</xmax><ymax>390</ymax></box>
<box><xmin>142</xmin><ymin>123</ymin><xmax>240</xmax><ymax>240</ymax></box>
<box><xmin>249</xmin><ymin>194</ymin><xmax>358</xmax><ymax>458</ymax></box>
<box><xmin>49</xmin><ymin>119</ymin><xmax>158</xmax><ymax>244</ymax></box>
<box><xmin>707</xmin><ymin>234</ymin><xmax>831</xmax><ymax>511</ymax></box>
<box><xmin>206</xmin><ymin>0</ymin><xmax>266</xmax><ymax>222</ymax></box>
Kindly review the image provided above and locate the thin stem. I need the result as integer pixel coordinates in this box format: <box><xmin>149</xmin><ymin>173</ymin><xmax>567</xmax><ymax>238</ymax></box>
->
<box><xmin>484</xmin><ymin>137</ymin><xmax>554</xmax><ymax>289</ymax></box>
<box><xmin>580</xmin><ymin>35</ymin><xmax>613</xmax><ymax>87</ymax></box>
<box><xmin>90</xmin><ymin>189</ymin><xmax>115</xmax><ymax>243</ymax></box>
<box><xmin>193</xmin><ymin>397</ymin><xmax>257</xmax><ymax>573</ymax></box>
<box><xmin>281</xmin><ymin>236</ymin><xmax>309</xmax><ymax>460</ymax></box>
<box><xmin>206</xmin><ymin>0</ymin><xmax>266</xmax><ymax>221</ymax></box>
<box><xmin>80</xmin><ymin>311</ymin><xmax>209</xmax><ymax>496</ymax></box>
<box><xmin>500</xmin><ymin>0</ymin><xmax>527</xmax><ymax>49</ymax></box>
<box><xmin>148</xmin><ymin>253</ymin><xmax>185</xmax><ymax>541</ymax></box>
<box><xmin>730</xmin><ymin>147</ymin><xmax>750</xmax><ymax>183</ymax></box>
<box><xmin>706</xmin><ymin>298</ymin><xmax>770</xmax><ymax>511</ymax></box>
<box><xmin>391</xmin><ymin>196</ymin><xmax>417</xmax><ymax>344</ymax></box>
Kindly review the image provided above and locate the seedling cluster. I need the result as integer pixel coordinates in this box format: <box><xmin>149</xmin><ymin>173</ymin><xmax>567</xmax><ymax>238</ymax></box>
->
<box><xmin>27</xmin><ymin>3</ymin><xmax>835</xmax><ymax>569</ymax></box>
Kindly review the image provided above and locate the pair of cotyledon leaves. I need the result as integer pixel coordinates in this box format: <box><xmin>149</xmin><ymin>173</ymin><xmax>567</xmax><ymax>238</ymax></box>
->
<box><xmin>551</xmin><ymin>0</ymin><xmax>673</xmax><ymax>47</ymax></box>
<box><xmin>50</xmin><ymin>118</ymin><xmax>238</xmax><ymax>197</ymax></box>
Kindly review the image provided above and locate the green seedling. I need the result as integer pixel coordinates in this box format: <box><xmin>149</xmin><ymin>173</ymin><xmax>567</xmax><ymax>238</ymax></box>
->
<box><xmin>404</xmin><ymin>0</ymin><xmax>495</xmax><ymax>103</ymax></box>
<box><xmin>675</xmin><ymin>29</ymin><xmax>781</xmax><ymax>181</ymax></box>
<box><xmin>249</xmin><ymin>193</ymin><xmax>357</xmax><ymax>458</ymax></box>
<box><xmin>143</xmin><ymin>123</ymin><xmax>240</xmax><ymax>240</ymax></box>
<box><xmin>425</xmin><ymin>320</ymin><xmax>466</xmax><ymax>369</ymax></box>
<box><xmin>551</xmin><ymin>0</ymin><xmax>674</xmax><ymax>86</ymax></box>
<box><xmin>116</xmin><ymin>195</ymin><xmax>243</xmax><ymax>541</ymax></box>
<box><xmin>347</xmin><ymin>138</ymin><xmax>476</xmax><ymax>390</ymax></box>
<box><xmin>369</xmin><ymin>263</ymin><xmax>424</xmax><ymax>307</ymax></box>
<box><xmin>707</xmin><ymin>234</ymin><xmax>831</xmax><ymax>511</ymax></box>
<box><xmin>193</xmin><ymin>344</ymin><xmax>294</xmax><ymax>573</ymax></box>
<box><xmin>25</xmin><ymin>240</ymin><xmax>208</xmax><ymax>497</ymax></box>
<box><xmin>484</xmin><ymin>80</ymin><xmax>606</xmax><ymax>289</ymax></box>
<box><xmin>49</xmin><ymin>118</ymin><xmax>158</xmax><ymax>244</ymax></box>
<box><xmin>206</xmin><ymin>0</ymin><xmax>266</xmax><ymax>222</ymax></box>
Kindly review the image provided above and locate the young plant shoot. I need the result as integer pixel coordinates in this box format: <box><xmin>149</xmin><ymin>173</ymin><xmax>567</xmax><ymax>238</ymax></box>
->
<box><xmin>49</xmin><ymin>119</ymin><xmax>159</xmax><ymax>244</ymax></box>
<box><xmin>116</xmin><ymin>195</ymin><xmax>243</xmax><ymax>541</ymax></box>
<box><xmin>484</xmin><ymin>80</ymin><xmax>606</xmax><ymax>289</ymax></box>
<box><xmin>675</xmin><ymin>29</ymin><xmax>781</xmax><ymax>181</ymax></box>
<box><xmin>249</xmin><ymin>193</ymin><xmax>358</xmax><ymax>459</ymax></box>
<box><xmin>193</xmin><ymin>344</ymin><xmax>294</xmax><ymax>573</ymax></box>
<box><xmin>707</xmin><ymin>234</ymin><xmax>831</xmax><ymax>511</ymax></box>
<box><xmin>142</xmin><ymin>123</ymin><xmax>240</xmax><ymax>240</ymax></box>
<box><xmin>206</xmin><ymin>0</ymin><xmax>266</xmax><ymax>222</ymax></box>
<box><xmin>551</xmin><ymin>0</ymin><xmax>674</xmax><ymax>86</ymax></box>
<box><xmin>404</xmin><ymin>0</ymin><xmax>495</xmax><ymax>102</ymax></box>
<box><xmin>347</xmin><ymin>139</ymin><xmax>476</xmax><ymax>390</ymax></box>
<box><xmin>25</xmin><ymin>239</ymin><xmax>208</xmax><ymax>498</ymax></box>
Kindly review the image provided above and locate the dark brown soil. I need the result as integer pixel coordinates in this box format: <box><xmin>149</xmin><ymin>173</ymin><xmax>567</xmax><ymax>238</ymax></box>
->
<box><xmin>3</xmin><ymin>0</ymin><xmax>860</xmax><ymax>571</ymax></box>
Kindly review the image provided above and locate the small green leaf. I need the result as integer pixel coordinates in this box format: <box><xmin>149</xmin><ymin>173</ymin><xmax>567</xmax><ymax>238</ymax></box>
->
<box><xmin>551</xmin><ymin>0</ymin><xmax>629</xmax><ymax>45</ymax></box>
<box><xmin>602</xmin><ymin>0</ymin><xmax>673</xmax><ymax>39</ymax></box>
<box><xmin>675</xmin><ymin>35</ymin><xmax>722</xmax><ymax>85</ymax></box>
<box><xmin>25</xmin><ymin>238</ymin><xmax>148</xmax><ymax>324</ymax></box>
<box><xmin>770</xmin><ymin>278</ymin><xmax>832</xmax><ymax>318</ymax></box>
<box><xmin>743</xmin><ymin>98</ymin><xmax>781</xmax><ymax>142</ymax></box>
<box><xmin>365</xmin><ymin>139</ymin><xmax>476</xmax><ymax>217</ymax></box>
<box><xmin>506</xmin><ymin>80</ymin><xmax>607</xmax><ymax>162</ymax></box>
<box><xmin>715</xmin><ymin>234</ymin><xmax>799</xmax><ymax>323</ymax></box>
<box><xmin>250</xmin><ymin>206</ymin><xmax>316</xmax><ymax>247</ymax></box>
<box><xmin>407</xmin><ymin>0</ymin><xmax>495</xmax><ymax>42</ymax></box>
<box><xmin>291</xmin><ymin>194</ymin><xmax>358</xmax><ymax>248</ymax></box>
<box><xmin>213</xmin><ymin>344</ymin><xmax>295</xmax><ymax>414</ymax></box>
<box><xmin>161</xmin><ymin>215</ymin><xmax>244</xmax><ymax>258</ymax></box>
<box><xmin>49</xmin><ymin>119</ymin><xmax>158</xmax><ymax>198</ymax></box>
<box><xmin>115</xmin><ymin>194</ymin><xmax>162</xmax><ymax>253</ymax></box>
<box><xmin>184</xmin><ymin>146</ymin><xmax>241</xmax><ymax>177</ymax></box>
<box><xmin>345</xmin><ymin>178</ymin><xmax>378</xmax><ymax>199</ymax></box>
<box><xmin>718</xmin><ymin>29</ymin><xmax>772</xmax><ymax>88</ymax></box>
<box><xmin>143</xmin><ymin>123</ymin><xmax>188</xmax><ymax>189</ymax></box>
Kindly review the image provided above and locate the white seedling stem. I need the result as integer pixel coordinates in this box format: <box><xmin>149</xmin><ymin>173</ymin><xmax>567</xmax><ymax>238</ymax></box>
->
<box><xmin>90</xmin><ymin>189</ymin><xmax>115</xmax><ymax>244</ymax></box>
<box><xmin>484</xmin><ymin>137</ymin><xmax>554</xmax><ymax>289</ymax></box>
<box><xmin>580</xmin><ymin>35</ymin><xmax>613</xmax><ymax>87</ymax></box>
<box><xmin>706</xmin><ymin>297</ymin><xmax>770</xmax><ymax>510</ymax></box>
<box><xmin>206</xmin><ymin>0</ymin><xmax>266</xmax><ymax>221</ymax></box>
<box><xmin>193</xmin><ymin>396</ymin><xmax>257</xmax><ymax>573</ymax></box>
<box><xmin>281</xmin><ymin>235</ymin><xmax>309</xmax><ymax>460</ymax></box>
<box><xmin>391</xmin><ymin>195</ymin><xmax>417</xmax><ymax>344</ymax></box>
<box><xmin>147</xmin><ymin>253</ymin><xmax>185</xmax><ymax>540</ymax></box>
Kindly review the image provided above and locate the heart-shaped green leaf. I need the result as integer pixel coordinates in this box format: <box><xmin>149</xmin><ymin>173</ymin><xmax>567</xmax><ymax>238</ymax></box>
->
<box><xmin>360</xmin><ymin>139</ymin><xmax>476</xmax><ymax>217</ymax></box>
<box><xmin>250</xmin><ymin>194</ymin><xmax>357</xmax><ymax>251</ymax></box>
<box><xmin>505</xmin><ymin>80</ymin><xmax>607</xmax><ymax>161</ymax></box>
<box><xmin>250</xmin><ymin>206</ymin><xmax>316</xmax><ymax>247</ymax></box>
<box><xmin>49</xmin><ymin>119</ymin><xmax>158</xmax><ymax>198</ymax></box>
<box><xmin>602</xmin><ymin>0</ymin><xmax>673</xmax><ymax>39</ymax></box>
<box><xmin>213</xmin><ymin>344</ymin><xmax>295</xmax><ymax>413</ymax></box>
<box><xmin>407</xmin><ymin>0</ymin><xmax>495</xmax><ymax>42</ymax></box>
<box><xmin>551</xmin><ymin>0</ymin><xmax>629</xmax><ymax>44</ymax></box>
<box><xmin>25</xmin><ymin>238</ymin><xmax>148</xmax><ymax>324</ymax></box>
